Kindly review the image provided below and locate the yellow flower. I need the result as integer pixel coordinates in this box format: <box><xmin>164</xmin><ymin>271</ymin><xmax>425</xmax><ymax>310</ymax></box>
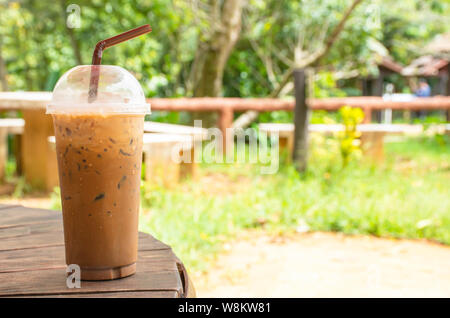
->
<box><xmin>10</xmin><ymin>2</ymin><xmax>20</xmax><ymax>9</ymax></box>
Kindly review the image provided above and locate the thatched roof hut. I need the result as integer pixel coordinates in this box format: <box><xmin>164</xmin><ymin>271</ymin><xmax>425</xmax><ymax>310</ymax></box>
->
<box><xmin>402</xmin><ymin>55</ymin><xmax>449</xmax><ymax>77</ymax></box>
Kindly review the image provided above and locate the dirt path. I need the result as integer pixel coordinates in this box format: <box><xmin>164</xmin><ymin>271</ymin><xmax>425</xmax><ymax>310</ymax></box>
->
<box><xmin>194</xmin><ymin>231</ymin><xmax>450</xmax><ymax>298</ymax></box>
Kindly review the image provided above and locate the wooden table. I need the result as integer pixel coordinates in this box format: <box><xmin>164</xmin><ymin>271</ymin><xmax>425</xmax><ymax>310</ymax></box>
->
<box><xmin>144</xmin><ymin>122</ymin><xmax>208</xmax><ymax>185</ymax></box>
<box><xmin>142</xmin><ymin>133</ymin><xmax>196</xmax><ymax>187</ymax></box>
<box><xmin>0</xmin><ymin>92</ymin><xmax>53</xmax><ymax>190</ymax></box>
<box><xmin>0</xmin><ymin>204</ymin><xmax>195</xmax><ymax>298</ymax></box>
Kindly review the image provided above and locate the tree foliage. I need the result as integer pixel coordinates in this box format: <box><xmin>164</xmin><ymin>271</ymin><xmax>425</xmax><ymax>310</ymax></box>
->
<box><xmin>0</xmin><ymin>0</ymin><xmax>448</xmax><ymax>100</ymax></box>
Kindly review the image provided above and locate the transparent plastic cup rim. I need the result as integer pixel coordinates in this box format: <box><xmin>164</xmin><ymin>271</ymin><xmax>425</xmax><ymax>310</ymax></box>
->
<box><xmin>46</xmin><ymin>64</ymin><xmax>150</xmax><ymax>115</ymax></box>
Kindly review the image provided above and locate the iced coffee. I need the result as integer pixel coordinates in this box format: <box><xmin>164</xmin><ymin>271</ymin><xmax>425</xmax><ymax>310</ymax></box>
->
<box><xmin>53</xmin><ymin>114</ymin><xmax>143</xmax><ymax>280</ymax></box>
<box><xmin>48</xmin><ymin>64</ymin><xmax>150</xmax><ymax>280</ymax></box>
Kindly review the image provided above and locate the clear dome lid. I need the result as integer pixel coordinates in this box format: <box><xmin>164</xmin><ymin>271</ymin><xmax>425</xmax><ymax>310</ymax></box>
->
<box><xmin>47</xmin><ymin>65</ymin><xmax>150</xmax><ymax>114</ymax></box>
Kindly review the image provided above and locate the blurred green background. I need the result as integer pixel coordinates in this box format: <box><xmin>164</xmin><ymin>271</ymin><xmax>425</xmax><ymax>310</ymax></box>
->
<box><xmin>0</xmin><ymin>0</ymin><xmax>448</xmax><ymax>98</ymax></box>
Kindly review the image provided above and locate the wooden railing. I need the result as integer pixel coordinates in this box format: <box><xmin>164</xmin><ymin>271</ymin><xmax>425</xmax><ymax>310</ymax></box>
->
<box><xmin>148</xmin><ymin>96</ymin><xmax>450</xmax><ymax>149</ymax></box>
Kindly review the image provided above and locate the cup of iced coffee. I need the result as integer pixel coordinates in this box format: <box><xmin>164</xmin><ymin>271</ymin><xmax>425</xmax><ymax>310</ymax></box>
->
<box><xmin>47</xmin><ymin>64</ymin><xmax>149</xmax><ymax>280</ymax></box>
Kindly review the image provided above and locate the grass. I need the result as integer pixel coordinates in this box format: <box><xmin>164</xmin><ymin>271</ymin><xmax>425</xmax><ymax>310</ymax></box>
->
<box><xmin>138</xmin><ymin>133</ymin><xmax>450</xmax><ymax>271</ymax></box>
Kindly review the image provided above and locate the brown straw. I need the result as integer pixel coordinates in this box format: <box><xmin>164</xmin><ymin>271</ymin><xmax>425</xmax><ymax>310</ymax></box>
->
<box><xmin>88</xmin><ymin>24</ymin><xmax>152</xmax><ymax>102</ymax></box>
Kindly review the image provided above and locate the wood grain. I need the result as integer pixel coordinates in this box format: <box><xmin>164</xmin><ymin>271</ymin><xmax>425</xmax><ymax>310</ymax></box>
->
<box><xmin>0</xmin><ymin>247</ymin><xmax>177</xmax><ymax>273</ymax></box>
<box><xmin>0</xmin><ymin>269</ymin><xmax>182</xmax><ymax>297</ymax></box>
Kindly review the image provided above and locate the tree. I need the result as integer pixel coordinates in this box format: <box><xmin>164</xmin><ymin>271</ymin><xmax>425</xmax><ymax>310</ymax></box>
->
<box><xmin>233</xmin><ymin>0</ymin><xmax>365</xmax><ymax>129</ymax></box>
<box><xmin>191</xmin><ymin>0</ymin><xmax>245</xmax><ymax>97</ymax></box>
<box><xmin>188</xmin><ymin>0</ymin><xmax>245</xmax><ymax>126</ymax></box>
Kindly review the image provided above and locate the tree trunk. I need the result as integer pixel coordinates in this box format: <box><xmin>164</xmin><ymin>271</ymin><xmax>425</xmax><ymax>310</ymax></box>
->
<box><xmin>66</xmin><ymin>25</ymin><xmax>83</xmax><ymax>65</ymax></box>
<box><xmin>0</xmin><ymin>36</ymin><xmax>8</xmax><ymax>91</ymax></box>
<box><xmin>191</xmin><ymin>0</ymin><xmax>245</xmax><ymax>127</ymax></box>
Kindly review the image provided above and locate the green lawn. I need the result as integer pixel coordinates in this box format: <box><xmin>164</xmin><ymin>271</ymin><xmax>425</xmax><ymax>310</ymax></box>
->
<box><xmin>139</xmin><ymin>134</ymin><xmax>450</xmax><ymax>270</ymax></box>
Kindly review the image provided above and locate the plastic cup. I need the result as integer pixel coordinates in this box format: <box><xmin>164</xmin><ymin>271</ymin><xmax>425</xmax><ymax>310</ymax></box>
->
<box><xmin>47</xmin><ymin>65</ymin><xmax>150</xmax><ymax>280</ymax></box>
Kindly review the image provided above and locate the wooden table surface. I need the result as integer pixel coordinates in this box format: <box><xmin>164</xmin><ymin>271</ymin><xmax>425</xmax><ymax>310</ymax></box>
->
<box><xmin>0</xmin><ymin>204</ymin><xmax>194</xmax><ymax>298</ymax></box>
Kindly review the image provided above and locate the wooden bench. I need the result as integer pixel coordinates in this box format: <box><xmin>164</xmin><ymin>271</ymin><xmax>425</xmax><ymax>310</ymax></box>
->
<box><xmin>259</xmin><ymin>123</ymin><xmax>423</xmax><ymax>162</ymax></box>
<box><xmin>142</xmin><ymin>133</ymin><xmax>195</xmax><ymax>188</ymax></box>
<box><xmin>144</xmin><ymin>122</ymin><xmax>208</xmax><ymax>184</ymax></box>
<box><xmin>0</xmin><ymin>118</ymin><xmax>24</xmax><ymax>181</ymax></box>
<box><xmin>48</xmin><ymin>132</ymin><xmax>197</xmax><ymax>190</ymax></box>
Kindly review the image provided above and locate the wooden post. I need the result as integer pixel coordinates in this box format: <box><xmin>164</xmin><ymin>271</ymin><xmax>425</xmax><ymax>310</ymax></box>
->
<box><xmin>360</xmin><ymin>131</ymin><xmax>386</xmax><ymax>163</ymax></box>
<box><xmin>363</xmin><ymin>107</ymin><xmax>372</xmax><ymax>123</ymax></box>
<box><xmin>293</xmin><ymin>68</ymin><xmax>309</xmax><ymax>172</ymax></box>
<box><xmin>447</xmin><ymin>64</ymin><xmax>450</xmax><ymax>122</ymax></box>
<box><xmin>373</xmin><ymin>73</ymin><xmax>384</xmax><ymax>123</ymax></box>
<box><xmin>218</xmin><ymin>108</ymin><xmax>234</xmax><ymax>155</ymax></box>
